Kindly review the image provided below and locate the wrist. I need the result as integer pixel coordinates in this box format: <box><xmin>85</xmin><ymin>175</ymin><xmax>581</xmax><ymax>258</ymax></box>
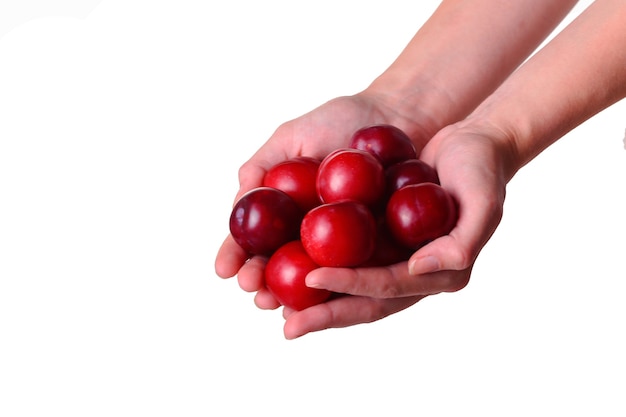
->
<box><xmin>446</xmin><ymin>114</ymin><xmax>524</xmax><ymax>184</ymax></box>
<box><xmin>359</xmin><ymin>71</ymin><xmax>461</xmax><ymax>149</ymax></box>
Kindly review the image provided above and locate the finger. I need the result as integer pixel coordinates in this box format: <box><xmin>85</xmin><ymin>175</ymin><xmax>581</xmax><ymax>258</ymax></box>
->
<box><xmin>408</xmin><ymin>189</ymin><xmax>503</xmax><ymax>275</ymax></box>
<box><xmin>254</xmin><ymin>288</ymin><xmax>281</xmax><ymax>310</ymax></box>
<box><xmin>215</xmin><ymin>235</ymin><xmax>249</xmax><ymax>278</ymax></box>
<box><xmin>306</xmin><ymin>263</ymin><xmax>471</xmax><ymax>299</ymax></box>
<box><xmin>236</xmin><ymin>255</ymin><xmax>268</xmax><ymax>293</ymax></box>
<box><xmin>234</xmin><ymin>129</ymin><xmax>294</xmax><ymax>203</ymax></box>
<box><xmin>416</xmin><ymin>133</ymin><xmax>507</xmax><ymax>276</ymax></box>
<box><xmin>283</xmin><ymin>306</ymin><xmax>295</xmax><ymax>320</ymax></box>
<box><xmin>283</xmin><ymin>294</ymin><xmax>424</xmax><ymax>340</ymax></box>
<box><xmin>235</xmin><ymin>159</ymin><xmax>273</xmax><ymax>203</ymax></box>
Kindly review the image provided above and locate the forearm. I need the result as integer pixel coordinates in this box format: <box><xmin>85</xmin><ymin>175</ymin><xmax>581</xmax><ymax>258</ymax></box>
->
<box><xmin>466</xmin><ymin>0</ymin><xmax>626</xmax><ymax>178</ymax></box>
<box><xmin>363</xmin><ymin>0</ymin><xmax>578</xmax><ymax>141</ymax></box>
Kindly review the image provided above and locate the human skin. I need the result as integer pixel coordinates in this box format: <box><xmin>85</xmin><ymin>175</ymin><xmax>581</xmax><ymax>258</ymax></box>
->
<box><xmin>215</xmin><ymin>0</ymin><xmax>591</xmax><ymax>339</ymax></box>
<box><xmin>294</xmin><ymin>0</ymin><xmax>626</xmax><ymax>339</ymax></box>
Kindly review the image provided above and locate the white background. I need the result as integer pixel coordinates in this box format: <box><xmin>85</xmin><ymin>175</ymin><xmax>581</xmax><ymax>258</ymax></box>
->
<box><xmin>1</xmin><ymin>1</ymin><xmax>624</xmax><ymax>416</ymax></box>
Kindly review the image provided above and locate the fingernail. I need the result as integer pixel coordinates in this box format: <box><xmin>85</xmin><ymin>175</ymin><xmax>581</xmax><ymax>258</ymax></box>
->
<box><xmin>305</xmin><ymin>272</ymin><xmax>320</xmax><ymax>288</ymax></box>
<box><xmin>409</xmin><ymin>256</ymin><xmax>439</xmax><ymax>275</ymax></box>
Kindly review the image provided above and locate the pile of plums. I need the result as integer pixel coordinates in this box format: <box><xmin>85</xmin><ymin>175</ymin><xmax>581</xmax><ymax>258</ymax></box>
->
<box><xmin>229</xmin><ymin>124</ymin><xmax>457</xmax><ymax>311</ymax></box>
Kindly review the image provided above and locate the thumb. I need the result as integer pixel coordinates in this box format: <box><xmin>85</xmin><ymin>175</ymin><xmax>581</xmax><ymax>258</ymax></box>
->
<box><xmin>408</xmin><ymin>194</ymin><xmax>503</xmax><ymax>276</ymax></box>
<box><xmin>407</xmin><ymin>235</ymin><xmax>472</xmax><ymax>276</ymax></box>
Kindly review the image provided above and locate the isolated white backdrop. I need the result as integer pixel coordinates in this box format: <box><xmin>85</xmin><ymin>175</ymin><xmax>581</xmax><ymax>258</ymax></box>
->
<box><xmin>0</xmin><ymin>1</ymin><xmax>624</xmax><ymax>416</ymax></box>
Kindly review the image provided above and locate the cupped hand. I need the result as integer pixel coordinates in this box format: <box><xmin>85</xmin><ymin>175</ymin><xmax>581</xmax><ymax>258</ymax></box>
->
<box><xmin>214</xmin><ymin>92</ymin><xmax>516</xmax><ymax>339</ymax></box>
<box><xmin>214</xmin><ymin>93</ymin><xmax>433</xmax><ymax>303</ymax></box>
<box><xmin>281</xmin><ymin>122</ymin><xmax>516</xmax><ymax>339</ymax></box>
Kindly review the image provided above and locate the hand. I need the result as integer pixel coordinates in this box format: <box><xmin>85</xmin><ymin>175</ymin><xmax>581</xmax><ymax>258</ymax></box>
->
<box><xmin>281</xmin><ymin>122</ymin><xmax>515</xmax><ymax>339</ymax></box>
<box><xmin>215</xmin><ymin>93</ymin><xmax>436</xmax><ymax>307</ymax></box>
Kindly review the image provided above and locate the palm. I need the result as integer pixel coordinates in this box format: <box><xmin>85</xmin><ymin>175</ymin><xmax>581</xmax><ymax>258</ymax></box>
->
<box><xmin>280</xmin><ymin>126</ymin><xmax>512</xmax><ymax>339</ymax></box>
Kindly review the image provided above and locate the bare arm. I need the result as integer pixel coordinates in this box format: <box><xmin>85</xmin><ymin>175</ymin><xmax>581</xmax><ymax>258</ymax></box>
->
<box><xmin>464</xmin><ymin>0</ymin><xmax>626</xmax><ymax>177</ymax></box>
<box><xmin>406</xmin><ymin>0</ymin><xmax>626</xmax><ymax>277</ymax></box>
<box><xmin>364</xmin><ymin>0</ymin><xmax>578</xmax><ymax>143</ymax></box>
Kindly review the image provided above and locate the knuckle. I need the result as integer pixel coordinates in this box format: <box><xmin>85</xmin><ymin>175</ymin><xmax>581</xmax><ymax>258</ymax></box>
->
<box><xmin>444</xmin><ymin>270</ymin><xmax>471</xmax><ymax>293</ymax></box>
<box><xmin>450</xmin><ymin>245</ymin><xmax>474</xmax><ymax>271</ymax></box>
<box><xmin>237</xmin><ymin>161</ymin><xmax>255</xmax><ymax>184</ymax></box>
<box><xmin>367</xmin><ymin>268</ymin><xmax>404</xmax><ymax>299</ymax></box>
<box><xmin>378</xmin><ymin>282</ymin><xmax>403</xmax><ymax>299</ymax></box>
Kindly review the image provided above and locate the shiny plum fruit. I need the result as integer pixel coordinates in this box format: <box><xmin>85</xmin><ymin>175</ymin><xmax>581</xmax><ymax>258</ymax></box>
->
<box><xmin>229</xmin><ymin>187</ymin><xmax>302</xmax><ymax>256</ymax></box>
<box><xmin>263</xmin><ymin>157</ymin><xmax>321</xmax><ymax>212</ymax></box>
<box><xmin>385</xmin><ymin>158</ymin><xmax>440</xmax><ymax>196</ymax></box>
<box><xmin>300</xmin><ymin>200</ymin><xmax>377</xmax><ymax>267</ymax></box>
<box><xmin>386</xmin><ymin>183</ymin><xmax>457</xmax><ymax>249</ymax></box>
<box><xmin>349</xmin><ymin>124</ymin><xmax>417</xmax><ymax>167</ymax></box>
<box><xmin>264</xmin><ymin>240</ymin><xmax>332</xmax><ymax>311</ymax></box>
<box><xmin>316</xmin><ymin>148</ymin><xmax>385</xmax><ymax>207</ymax></box>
